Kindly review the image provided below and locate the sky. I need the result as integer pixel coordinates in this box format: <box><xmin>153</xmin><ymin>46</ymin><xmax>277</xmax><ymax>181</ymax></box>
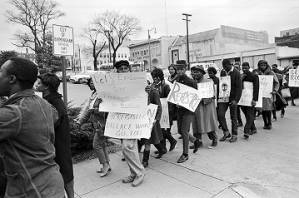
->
<box><xmin>0</xmin><ymin>0</ymin><xmax>299</xmax><ymax>52</ymax></box>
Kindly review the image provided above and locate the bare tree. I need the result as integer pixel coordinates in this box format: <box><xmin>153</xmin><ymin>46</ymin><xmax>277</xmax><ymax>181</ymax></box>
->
<box><xmin>94</xmin><ymin>11</ymin><xmax>141</xmax><ymax>65</ymax></box>
<box><xmin>6</xmin><ymin>0</ymin><xmax>64</xmax><ymax>67</ymax></box>
<box><xmin>82</xmin><ymin>26</ymin><xmax>106</xmax><ymax>71</ymax></box>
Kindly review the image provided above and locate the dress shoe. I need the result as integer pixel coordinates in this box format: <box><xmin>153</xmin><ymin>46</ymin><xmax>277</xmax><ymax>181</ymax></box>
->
<box><xmin>155</xmin><ymin>149</ymin><xmax>167</xmax><ymax>159</ymax></box>
<box><xmin>251</xmin><ymin>129</ymin><xmax>257</xmax><ymax>135</ymax></box>
<box><xmin>263</xmin><ymin>125</ymin><xmax>272</xmax><ymax>130</ymax></box>
<box><xmin>100</xmin><ymin>167</ymin><xmax>111</xmax><ymax>177</ymax></box>
<box><xmin>193</xmin><ymin>140</ymin><xmax>201</xmax><ymax>153</ymax></box>
<box><xmin>169</xmin><ymin>139</ymin><xmax>177</xmax><ymax>151</ymax></box>
<box><xmin>219</xmin><ymin>133</ymin><xmax>231</xmax><ymax>141</ymax></box>
<box><xmin>142</xmin><ymin>161</ymin><xmax>148</xmax><ymax>168</ymax></box>
<box><xmin>243</xmin><ymin>134</ymin><xmax>249</xmax><ymax>140</ymax></box>
<box><xmin>177</xmin><ymin>154</ymin><xmax>189</xmax><ymax>163</ymax></box>
<box><xmin>229</xmin><ymin>136</ymin><xmax>237</xmax><ymax>143</ymax></box>
<box><xmin>211</xmin><ymin>140</ymin><xmax>218</xmax><ymax>147</ymax></box>
<box><xmin>122</xmin><ymin>174</ymin><xmax>136</xmax><ymax>183</ymax></box>
<box><xmin>132</xmin><ymin>174</ymin><xmax>145</xmax><ymax>187</ymax></box>
<box><xmin>97</xmin><ymin>167</ymin><xmax>111</xmax><ymax>173</ymax></box>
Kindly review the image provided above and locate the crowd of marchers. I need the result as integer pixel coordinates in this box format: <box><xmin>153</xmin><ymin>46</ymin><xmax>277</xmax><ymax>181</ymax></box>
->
<box><xmin>0</xmin><ymin>57</ymin><xmax>298</xmax><ymax>197</ymax></box>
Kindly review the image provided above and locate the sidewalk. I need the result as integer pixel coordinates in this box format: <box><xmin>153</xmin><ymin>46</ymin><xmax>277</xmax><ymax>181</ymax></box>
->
<box><xmin>74</xmin><ymin>103</ymin><xmax>299</xmax><ymax>198</ymax></box>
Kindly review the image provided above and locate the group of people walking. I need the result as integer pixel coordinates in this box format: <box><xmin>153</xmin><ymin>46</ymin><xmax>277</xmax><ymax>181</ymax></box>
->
<box><xmin>0</xmin><ymin>56</ymin><xmax>297</xmax><ymax>197</ymax></box>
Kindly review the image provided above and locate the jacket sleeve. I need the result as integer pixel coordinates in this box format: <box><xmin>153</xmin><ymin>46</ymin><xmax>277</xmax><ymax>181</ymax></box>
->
<box><xmin>252</xmin><ymin>74</ymin><xmax>259</xmax><ymax>101</ymax></box>
<box><xmin>0</xmin><ymin>105</ymin><xmax>21</xmax><ymax>140</ymax></box>
<box><xmin>234</xmin><ymin>71</ymin><xmax>243</xmax><ymax>103</ymax></box>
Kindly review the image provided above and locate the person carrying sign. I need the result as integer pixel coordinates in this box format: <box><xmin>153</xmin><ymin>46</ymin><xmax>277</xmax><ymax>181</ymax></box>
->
<box><xmin>218</xmin><ymin>59</ymin><xmax>242</xmax><ymax>143</ymax></box>
<box><xmin>190</xmin><ymin>65</ymin><xmax>218</xmax><ymax>150</ymax></box>
<box><xmin>239</xmin><ymin>62</ymin><xmax>259</xmax><ymax>139</ymax></box>
<box><xmin>175</xmin><ymin>60</ymin><xmax>197</xmax><ymax>163</ymax></box>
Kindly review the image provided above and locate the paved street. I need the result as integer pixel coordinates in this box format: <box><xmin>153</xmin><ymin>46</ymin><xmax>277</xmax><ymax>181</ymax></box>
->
<box><xmin>73</xmin><ymin>100</ymin><xmax>299</xmax><ymax>198</ymax></box>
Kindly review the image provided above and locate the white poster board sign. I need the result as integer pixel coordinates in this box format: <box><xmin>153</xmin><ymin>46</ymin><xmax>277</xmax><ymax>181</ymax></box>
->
<box><xmin>238</xmin><ymin>82</ymin><xmax>253</xmax><ymax>107</ymax></box>
<box><xmin>104</xmin><ymin>104</ymin><xmax>157</xmax><ymax>139</ymax></box>
<box><xmin>160</xmin><ymin>98</ymin><xmax>170</xmax><ymax>129</ymax></box>
<box><xmin>167</xmin><ymin>82</ymin><xmax>201</xmax><ymax>112</ymax></box>
<box><xmin>219</xmin><ymin>76</ymin><xmax>231</xmax><ymax>98</ymax></box>
<box><xmin>52</xmin><ymin>24</ymin><xmax>74</xmax><ymax>56</ymax></box>
<box><xmin>288</xmin><ymin>69</ymin><xmax>299</xmax><ymax>87</ymax></box>
<box><xmin>92</xmin><ymin>72</ymin><xmax>147</xmax><ymax>114</ymax></box>
<box><xmin>197</xmin><ymin>81</ymin><xmax>214</xmax><ymax>98</ymax></box>
<box><xmin>258</xmin><ymin>75</ymin><xmax>273</xmax><ymax>99</ymax></box>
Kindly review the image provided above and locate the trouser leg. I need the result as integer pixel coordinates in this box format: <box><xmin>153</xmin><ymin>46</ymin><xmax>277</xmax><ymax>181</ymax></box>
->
<box><xmin>237</xmin><ymin>106</ymin><xmax>243</xmax><ymax>125</ymax></box>
<box><xmin>179</xmin><ymin>112</ymin><xmax>193</xmax><ymax>155</ymax></box>
<box><xmin>122</xmin><ymin>139</ymin><xmax>144</xmax><ymax>176</ymax></box>
<box><xmin>207</xmin><ymin>131</ymin><xmax>217</xmax><ymax>141</ymax></box>
<box><xmin>262</xmin><ymin>111</ymin><xmax>268</xmax><ymax>126</ymax></box>
<box><xmin>65</xmin><ymin>179</ymin><xmax>74</xmax><ymax>198</ymax></box>
<box><xmin>229</xmin><ymin>104</ymin><xmax>238</xmax><ymax>136</ymax></box>
<box><xmin>217</xmin><ymin>103</ymin><xmax>229</xmax><ymax>134</ymax></box>
<box><xmin>93</xmin><ymin>133</ymin><xmax>109</xmax><ymax>165</ymax></box>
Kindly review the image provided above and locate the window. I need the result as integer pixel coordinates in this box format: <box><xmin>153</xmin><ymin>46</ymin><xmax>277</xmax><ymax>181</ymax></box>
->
<box><xmin>125</xmin><ymin>54</ymin><xmax>127</xmax><ymax>58</ymax></box>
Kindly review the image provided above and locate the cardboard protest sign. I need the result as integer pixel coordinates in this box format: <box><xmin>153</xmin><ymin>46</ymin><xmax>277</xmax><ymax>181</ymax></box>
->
<box><xmin>197</xmin><ymin>81</ymin><xmax>214</xmax><ymax>98</ymax></box>
<box><xmin>104</xmin><ymin>104</ymin><xmax>158</xmax><ymax>139</ymax></box>
<box><xmin>238</xmin><ymin>82</ymin><xmax>253</xmax><ymax>107</ymax></box>
<box><xmin>258</xmin><ymin>75</ymin><xmax>273</xmax><ymax>98</ymax></box>
<box><xmin>160</xmin><ymin>98</ymin><xmax>170</xmax><ymax>129</ymax></box>
<box><xmin>167</xmin><ymin>82</ymin><xmax>201</xmax><ymax>112</ymax></box>
<box><xmin>91</xmin><ymin>72</ymin><xmax>147</xmax><ymax>114</ymax></box>
<box><xmin>288</xmin><ymin>69</ymin><xmax>299</xmax><ymax>87</ymax></box>
<box><xmin>219</xmin><ymin>76</ymin><xmax>231</xmax><ymax>99</ymax></box>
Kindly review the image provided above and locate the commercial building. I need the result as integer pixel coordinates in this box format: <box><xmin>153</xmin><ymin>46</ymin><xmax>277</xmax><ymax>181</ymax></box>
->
<box><xmin>129</xmin><ymin>36</ymin><xmax>177</xmax><ymax>70</ymax></box>
<box><xmin>275</xmin><ymin>27</ymin><xmax>299</xmax><ymax>48</ymax></box>
<box><xmin>169</xmin><ymin>25</ymin><xmax>269</xmax><ymax>65</ymax></box>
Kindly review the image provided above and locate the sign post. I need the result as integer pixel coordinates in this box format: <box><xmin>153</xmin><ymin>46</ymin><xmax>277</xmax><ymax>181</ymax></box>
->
<box><xmin>52</xmin><ymin>24</ymin><xmax>74</xmax><ymax>105</ymax></box>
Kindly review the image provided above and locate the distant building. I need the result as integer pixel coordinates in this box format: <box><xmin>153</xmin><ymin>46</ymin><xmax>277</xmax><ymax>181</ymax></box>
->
<box><xmin>275</xmin><ymin>27</ymin><xmax>299</xmax><ymax>48</ymax></box>
<box><xmin>169</xmin><ymin>25</ymin><xmax>269</xmax><ymax>65</ymax></box>
<box><xmin>129</xmin><ymin>36</ymin><xmax>178</xmax><ymax>70</ymax></box>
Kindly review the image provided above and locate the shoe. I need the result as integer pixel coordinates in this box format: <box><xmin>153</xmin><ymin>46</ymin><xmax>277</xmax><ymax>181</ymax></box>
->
<box><xmin>273</xmin><ymin>117</ymin><xmax>277</xmax><ymax>121</ymax></box>
<box><xmin>291</xmin><ymin>102</ymin><xmax>296</xmax><ymax>106</ymax></box>
<box><xmin>251</xmin><ymin>129</ymin><xmax>257</xmax><ymax>135</ymax></box>
<box><xmin>155</xmin><ymin>149</ymin><xmax>167</xmax><ymax>159</ymax></box>
<box><xmin>177</xmin><ymin>154</ymin><xmax>189</xmax><ymax>163</ymax></box>
<box><xmin>243</xmin><ymin>134</ymin><xmax>249</xmax><ymax>140</ymax></box>
<box><xmin>211</xmin><ymin>140</ymin><xmax>217</xmax><ymax>147</ymax></box>
<box><xmin>100</xmin><ymin>167</ymin><xmax>111</xmax><ymax>177</ymax></box>
<box><xmin>189</xmin><ymin>145</ymin><xmax>194</xmax><ymax>149</ymax></box>
<box><xmin>154</xmin><ymin>150</ymin><xmax>159</xmax><ymax>155</ymax></box>
<box><xmin>178</xmin><ymin>135</ymin><xmax>183</xmax><ymax>139</ymax></box>
<box><xmin>263</xmin><ymin>125</ymin><xmax>271</xmax><ymax>130</ymax></box>
<box><xmin>142</xmin><ymin>161</ymin><xmax>148</xmax><ymax>168</ymax></box>
<box><xmin>218</xmin><ymin>124</ymin><xmax>222</xmax><ymax>129</ymax></box>
<box><xmin>121</xmin><ymin>157</ymin><xmax>125</xmax><ymax>161</ymax></box>
<box><xmin>97</xmin><ymin>167</ymin><xmax>112</xmax><ymax>173</ymax></box>
<box><xmin>219</xmin><ymin>133</ymin><xmax>231</xmax><ymax>141</ymax></box>
<box><xmin>169</xmin><ymin>139</ymin><xmax>177</xmax><ymax>151</ymax></box>
<box><xmin>193</xmin><ymin>140</ymin><xmax>201</xmax><ymax>153</ymax></box>
<box><xmin>132</xmin><ymin>174</ymin><xmax>144</xmax><ymax>187</ymax></box>
<box><xmin>229</xmin><ymin>136</ymin><xmax>237</xmax><ymax>143</ymax></box>
<box><xmin>122</xmin><ymin>175</ymin><xmax>136</xmax><ymax>183</ymax></box>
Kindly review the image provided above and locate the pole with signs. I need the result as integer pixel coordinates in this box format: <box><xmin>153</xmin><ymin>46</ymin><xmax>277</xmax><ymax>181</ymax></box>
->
<box><xmin>52</xmin><ymin>24</ymin><xmax>74</xmax><ymax>105</ymax></box>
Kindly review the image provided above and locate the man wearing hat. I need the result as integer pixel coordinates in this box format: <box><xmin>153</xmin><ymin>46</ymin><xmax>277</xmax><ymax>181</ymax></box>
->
<box><xmin>218</xmin><ymin>59</ymin><xmax>242</xmax><ymax>143</ymax></box>
<box><xmin>0</xmin><ymin>57</ymin><xmax>65</xmax><ymax>197</ymax></box>
<box><xmin>174</xmin><ymin>60</ymin><xmax>197</xmax><ymax>163</ymax></box>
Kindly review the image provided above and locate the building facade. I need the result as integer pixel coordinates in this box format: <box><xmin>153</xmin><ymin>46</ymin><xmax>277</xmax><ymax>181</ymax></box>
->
<box><xmin>129</xmin><ymin>36</ymin><xmax>177</xmax><ymax>70</ymax></box>
<box><xmin>275</xmin><ymin>27</ymin><xmax>299</xmax><ymax>48</ymax></box>
<box><xmin>169</xmin><ymin>25</ymin><xmax>269</xmax><ymax>65</ymax></box>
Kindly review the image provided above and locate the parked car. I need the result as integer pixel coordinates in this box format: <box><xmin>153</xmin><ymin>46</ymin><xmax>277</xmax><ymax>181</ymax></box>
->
<box><xmin>69</xmin><ymin>74</ymin><xmax>90</xmax><ymax>84</ymax></box>
<box><xmin>55</xmin><ymin>72</ymin><xmax>71</xmax><ymax>81</ymax></box>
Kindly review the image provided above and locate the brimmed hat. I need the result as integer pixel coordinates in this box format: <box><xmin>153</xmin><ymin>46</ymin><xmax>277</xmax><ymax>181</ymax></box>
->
<box><xmin>191</xmin><ymin>65</ymin><xmax>206</xmax><ymax>74</ymax></box>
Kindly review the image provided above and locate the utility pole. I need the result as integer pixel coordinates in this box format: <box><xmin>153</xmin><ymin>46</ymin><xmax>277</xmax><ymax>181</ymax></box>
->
<box><xmin>147</xmin><ymin>27</ymin><xmax>156</xmax><ymax>71</ymax></box>
<box><xmin>182</xmin><ymin>13</ymin><xmax>192</xmax><ymax>70</ymax></box>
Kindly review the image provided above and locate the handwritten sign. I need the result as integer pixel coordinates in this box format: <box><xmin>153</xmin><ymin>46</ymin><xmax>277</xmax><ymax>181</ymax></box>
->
<box><xmin>52</xmin><ymin>24</ymin><xmax>74</xmax><ymax>56</ymax></box>
<box><xmin>219</xmin><ymin>76</ymin><xmax>231</xmax><ymax>98</ymax></box>
<box><xmin>91</xmin><ymin>72</ymin><xmax>147</xmax><ymax>114</ymax></box>
<box><xmin>289</xmin><ymin>69</ymin><xmax>299</xmax><ymax>87</ymax></box>
<box><xmin>104</xmin><ymin>104</ymin><xmax>158</xmax><ymax>139</ymax></box>
<box><xmin>167</xmin><ymin>82</ymin><xmax>201</xmax><ymax>112</ymax></box>
<box><xmin>160</xmin><ymin>98</ymin><xmax>170</xmax><ymax>129</ymax></box>
<box><xmin>197</xmin><ymin>81</ymin><xmax>214</xmax><ymax>98</ymax></box>
<box><xmin>258</xmin><ymin>75</ymin><xmax>273</xmax><ymax>98</ymax></box>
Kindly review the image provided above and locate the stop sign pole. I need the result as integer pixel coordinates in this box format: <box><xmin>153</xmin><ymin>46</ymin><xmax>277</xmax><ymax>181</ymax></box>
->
<box><xmin>52</xmin><ymin>24</ymin><xmax>74</xmax><ymax>106</ymax></box>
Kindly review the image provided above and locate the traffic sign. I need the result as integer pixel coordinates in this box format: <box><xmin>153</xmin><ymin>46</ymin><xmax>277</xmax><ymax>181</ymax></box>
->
<box><xmin>53</xmin><ymin>24</ymin><xmax>74</xmax><ymax>56</ymax></box>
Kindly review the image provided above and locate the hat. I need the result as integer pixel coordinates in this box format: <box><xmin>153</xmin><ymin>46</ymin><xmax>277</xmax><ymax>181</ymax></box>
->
<box><xmin>176</xmin><ymin>60</ymin><xmax>187</xmax><ymax>66</ymax></box>
<box><xmin>174</xmin><ymin>64</ymin><xmax>186</xmax><ymax>70</ymax></box>
<box><xmin>114</xmin><ymin>60</ymin><xmax>130</xmax><ymax>69</ymax></box>
<box><xmin>191</xmin><ymin>65</ymin><xmax>206</xmax><ymax>74</ymax></box>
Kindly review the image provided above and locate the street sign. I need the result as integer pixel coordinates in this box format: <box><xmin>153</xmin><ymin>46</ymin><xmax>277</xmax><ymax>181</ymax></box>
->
<box><xmin>53</xmin><ymin>24</ymin><xmax>74</xmax><ymax>56</ymax></box>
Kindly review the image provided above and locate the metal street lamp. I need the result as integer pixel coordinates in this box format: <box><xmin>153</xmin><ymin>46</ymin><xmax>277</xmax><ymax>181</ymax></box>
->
<box><xmin>182</xmin><ymin>13</ymin><xmax>192</xmax><ymax>70</ymax></box>
<box><xmin>148</xmin><ymin>27</ymin><xmax>156</xmax><ymax>71</ymax></box>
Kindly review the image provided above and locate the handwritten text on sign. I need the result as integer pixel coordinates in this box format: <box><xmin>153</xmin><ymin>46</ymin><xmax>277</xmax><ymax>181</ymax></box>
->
<box><xmin>92</xmin><ymin>72</ymin><xmax>147</xmax><ymax>114</ymax></box>
<box><xmin>52</xmin><ymin>24</ymin><xmax>74</xmax><ymax>56</ymax></box>
<box><xmin>197</xmin><ymin>81</ymin><xmax>214</xmax><ymax>98</ymax></box>
<box><xmin>104</xmin><ymin>104</ymin><xmax>158</xmax><ymax>139</ymax></box>
<box><xmin>258</xmin><ymin>75</ymin><xmax>273</xmax><ymax>98</ymax></box>
<box><xmin>167</xmin><ymin>82</ymin><xmax>201</xmax><ymax>112</ymax></box>
<box><xmin>219</xmin><ymin>76</ymin><xmax>231</xmax><ymax>98</ymax></box>
<box><xmin>289</xmin><ymin>69</ymin><xmax>299</xmax><ymax>87</ymax></box>
<box><xmin>160</xmin><ymin>98</ymin><xmax>170</xmax><ymax>129</ymax></box>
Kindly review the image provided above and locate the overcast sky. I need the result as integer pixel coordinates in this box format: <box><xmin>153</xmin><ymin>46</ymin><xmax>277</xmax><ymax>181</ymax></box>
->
<box><xmin>0</xmin><ymin>0</ymin><xmax>298</xmax><ymax>52</ymax></box>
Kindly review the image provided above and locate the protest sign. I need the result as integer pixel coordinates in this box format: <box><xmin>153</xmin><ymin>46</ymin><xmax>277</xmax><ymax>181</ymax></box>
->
<box><xmin>258</xmin><ymin>75</ymin><xmax>273</xmax><ymax>98</ymax></box>
<box><xmin>288</xmin><ymin>69</ymin><xmax>299</xmax><ymax>87</ymax></box>
<box><xmin>219</xmin><ymin>76</ymin><xmax>231</xmax><ymax>98</ymax></box>
<box><xmin>238</xmin><ymin>82</ymin><xmax>253</xmax><ymax>106</ymax></box>
<box><xmin>160</xmin><ymin>98</ymin><xmax>170</xmax><ymax>129</ymax></box>
<box><xmin>91</xmin><ymin>72</ymin><xmax>147</xmax><ymax>114</ymax></box>
<box><xmin>104</xmin><ymin>104</ymin><xmax>158</xmax><ymax>139</ymax></box>
<box><xmin>197</xmin><ymin>81</ymin><xmax>214</xmax><ymax>98</ymax></box>
<box><xmin>167</xmin><ymin>82</ymin><xmax>201</xmax><ymax>112</ymax></box>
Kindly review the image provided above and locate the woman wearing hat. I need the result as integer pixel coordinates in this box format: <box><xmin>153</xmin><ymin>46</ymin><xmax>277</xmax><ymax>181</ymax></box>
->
<box><xmin>190</xmin><ymin>65</ymin><xmax>218</xmax><ymax>152</ymax></box>
<box><xmin>256</xmin><ymin>60</ymin><xmax>279</xmax><ymax>130</ymax></box>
